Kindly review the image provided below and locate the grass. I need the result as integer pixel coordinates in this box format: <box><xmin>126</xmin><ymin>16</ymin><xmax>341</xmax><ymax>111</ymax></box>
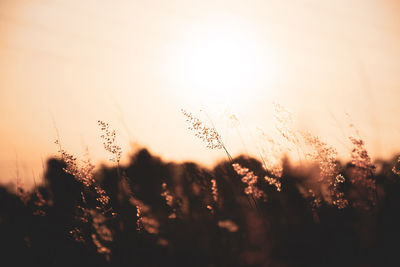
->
<box><xmin>1</xmin><ymin>109</ymin><xmax>400</xmax><ymax>267</ymax></box>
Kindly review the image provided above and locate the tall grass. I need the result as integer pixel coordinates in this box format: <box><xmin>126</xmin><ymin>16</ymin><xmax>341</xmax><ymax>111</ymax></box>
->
<box><xmin>1</xmin><ymin>109</ymin><xmax>400</xmax><ymax>267</ymax></box>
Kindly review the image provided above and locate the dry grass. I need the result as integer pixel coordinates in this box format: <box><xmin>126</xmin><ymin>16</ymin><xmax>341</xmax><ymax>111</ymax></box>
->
<box><xmin>3</xmin><ymin>108</ymin><xmax>400</xmax><ymax>267</ymax></box>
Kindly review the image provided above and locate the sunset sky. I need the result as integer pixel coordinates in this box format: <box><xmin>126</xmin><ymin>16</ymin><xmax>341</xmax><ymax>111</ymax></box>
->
<box><xmin>1</xmin><ymin>0</ymin><xmax>400</xmax><ymax>187</ymax></box>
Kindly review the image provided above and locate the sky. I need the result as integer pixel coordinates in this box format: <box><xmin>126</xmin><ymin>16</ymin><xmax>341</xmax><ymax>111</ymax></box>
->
<box><xmin>1</xmin><ymin>0</ymin><xmax>400</xmax><ymax>187</ymax></box>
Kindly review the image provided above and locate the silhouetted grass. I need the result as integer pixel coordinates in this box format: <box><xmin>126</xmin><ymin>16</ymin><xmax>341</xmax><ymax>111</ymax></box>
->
<box><xmin>1</xmin><ymin>113</ymin><xmax>400</xmax><ymax>267</ymax></box>
<box><xmin>1</xmin><ymin>147</ymin><xmax>400</xmax><ymax>267</ymax></box>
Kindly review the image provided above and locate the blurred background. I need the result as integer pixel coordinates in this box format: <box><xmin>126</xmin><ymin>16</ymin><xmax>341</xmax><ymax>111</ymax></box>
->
<box><xmin>1</xmin><ymin>0</ymin><xmax>400</xmax><ymax>187</ymax></box>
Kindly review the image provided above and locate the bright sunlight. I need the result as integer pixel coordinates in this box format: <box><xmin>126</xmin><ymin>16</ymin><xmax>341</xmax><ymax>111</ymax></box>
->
<box><xmin>165</xmin><ymin>17</ymin><xmax>278</xmax><ymax>109</ymax></box>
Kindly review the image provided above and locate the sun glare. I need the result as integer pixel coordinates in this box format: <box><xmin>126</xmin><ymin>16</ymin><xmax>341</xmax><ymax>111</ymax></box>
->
<box><xmin>165</xmin><ymin>19</ymin><xmax>278</xmax><ymax>109</ymax></box>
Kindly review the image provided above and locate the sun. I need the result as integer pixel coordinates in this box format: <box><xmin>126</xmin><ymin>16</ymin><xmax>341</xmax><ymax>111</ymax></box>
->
<box><xmin>164</xmin><ymin>18</ymin><xmax>278</xmax><ymax>111</ymax></box>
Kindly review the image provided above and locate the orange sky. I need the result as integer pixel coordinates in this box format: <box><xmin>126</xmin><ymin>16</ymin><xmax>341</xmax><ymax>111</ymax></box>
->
<box><xmin>1</xmin><ymin>0</ymin><xmax>400</xmax><ymax>187</ymax></box>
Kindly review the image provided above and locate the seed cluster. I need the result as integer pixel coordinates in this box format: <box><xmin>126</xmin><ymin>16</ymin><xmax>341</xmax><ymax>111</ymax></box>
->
<box><xmin>181</xmin><ymin>109</ymin><xmax>223</xmax><ymax>149</ymax></box>
<box><xmin>257</xmin><ymin>128</ymin><xmax>284</xmax><ymax>178</ymax></box>
<box><xmin>161</xmin><ymin>182</ymin><xmax>177</xmax><ymax>218</ymax></box>
<box><xmin>98</xmin><ymin>120</ymin><xmax>122</xmax><ymax>163</ymax></box>
<box><xmin>273</xmin><ymin>102</ymin><xmax>299</xmax><ymax>146</ymax></box>
<box><xmin>302</xmin><ymin>132</ymin><xmax>338</xmax><ymax>181</ymax></box>
<box><xmin>348</xmin><ymin>135</ymin><xmax>376</xmax><ymax>207</ymax></box>
<box><xmin>302</xmin><ymin>132</ymin><xmax>348</xmax><ymax>209</ymax></box>
<box><xmin>129</xmin><ymin>196</ymin><xmax>159</xmax><ymax>234</ymax></box>
<box><xmin>232</xmin><ymin>163</ymin><xmax>265</xmax><ymax>199</ymax></box>
<box><xmin>264</xmin><ymin>176</ymin><xmax>282</xmax><ymax>192</ymax></box>
<box><xmin>210</xmin><ymin>179</ymin><xmax>218</xmax><ymax>203</ymax></box>
<box><xmin>56</xmin><ymin>144</ymin><xmax>111</xmax><ymax>210</ymax></box>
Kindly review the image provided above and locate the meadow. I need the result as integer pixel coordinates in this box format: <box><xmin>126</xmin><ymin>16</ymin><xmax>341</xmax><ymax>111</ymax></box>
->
<box><xmin>1</xmin><ymin>109</ymin><xmax>400</xmax><ymax>267</ymax></box>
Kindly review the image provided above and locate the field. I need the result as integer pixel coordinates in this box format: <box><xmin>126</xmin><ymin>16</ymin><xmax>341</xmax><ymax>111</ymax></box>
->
<box><xmin>1</xmin><ymin>112</ymin><xmax>400</xmax><ymax>267</ymax></box>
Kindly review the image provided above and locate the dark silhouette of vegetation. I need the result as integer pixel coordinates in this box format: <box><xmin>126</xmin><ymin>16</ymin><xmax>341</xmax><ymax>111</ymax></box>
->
<box><xmin>1</xmin><ymin>149</ymin><xmax>400</xmax><ymax>267</ymax></box>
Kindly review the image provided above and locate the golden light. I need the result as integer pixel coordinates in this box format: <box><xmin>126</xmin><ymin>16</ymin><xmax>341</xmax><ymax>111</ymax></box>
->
<box><xmin>164</xmin><ymin>18</ymin><xmax>278</xmax><ymax>109</ymax></box>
